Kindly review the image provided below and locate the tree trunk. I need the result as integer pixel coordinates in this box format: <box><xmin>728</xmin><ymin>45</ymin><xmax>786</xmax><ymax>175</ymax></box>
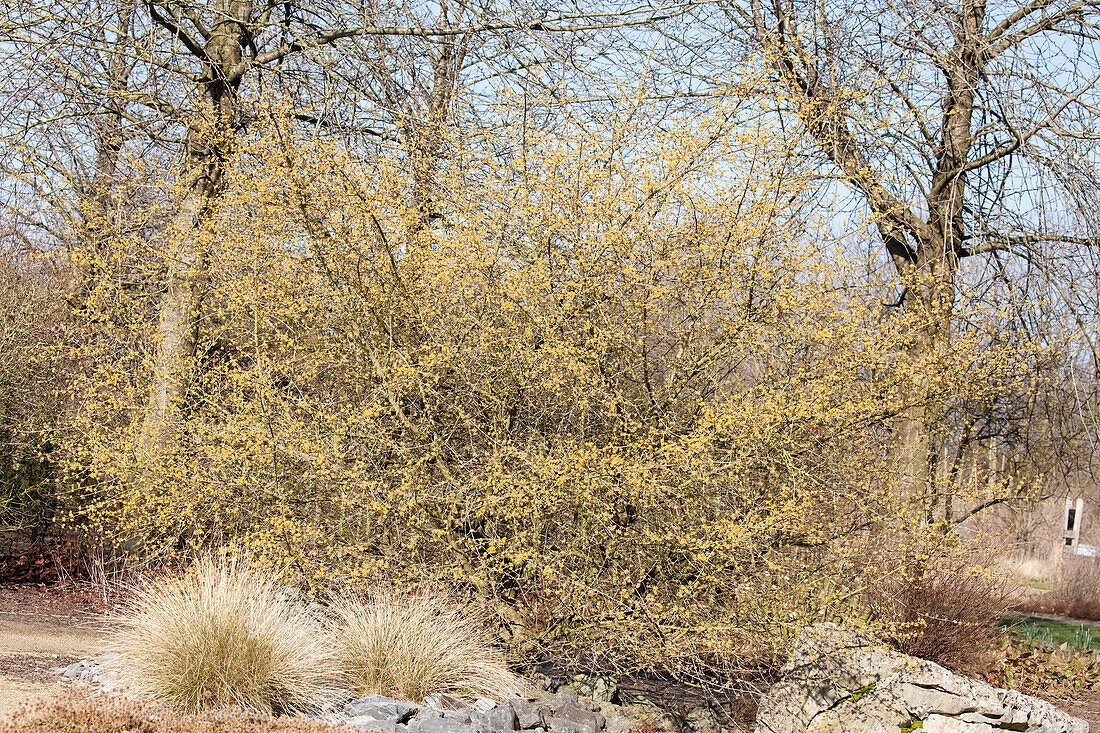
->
<box><xmin>400</xmin><ymin>37</ymin><xmax>465</xmax><ymax>247</ymax></box>
<box><xmin>892</xmin><ymin>0</ymin><xmax>981</xmax><ymax>509</ymax></box>
<box><xmin>137</xmin><ymin>175</ymin><xmax>215</xmax><ymax>457</ymax></box>
<box><xmin>137</xmin><ymin>0</ymin><xmax>250</xmax><ymax>458</ymax></box>
<box><xmin>893</xmin><ymin>258</ymin><xmax>956</xmax><ymax>507</ymax></box>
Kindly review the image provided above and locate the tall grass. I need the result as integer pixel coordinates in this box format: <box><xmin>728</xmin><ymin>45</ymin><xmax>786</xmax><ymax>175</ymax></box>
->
<box><xmin>1045</xmin><ymin>558</ymin><xmax>1100</xmax><ymax>620</ymax></box>
<box><xmin>328</xmin><ymin>593</ymin><xmax>528</xmax><ymax>703</ymax></box>
<box><xmin>108</xmin><ymin>558</ymin><xmax>337</xmax><ymax>715</ymax></box>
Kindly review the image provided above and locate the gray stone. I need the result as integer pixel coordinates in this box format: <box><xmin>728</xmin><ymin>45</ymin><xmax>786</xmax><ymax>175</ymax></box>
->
<box><xmin>562</xmin><ymin>704</ymin><xmax>604</xmax><ymax>729</ymax></box>
<box><xmin>683</xmin><ymin>706</ymin><xmax>720</xmax><ymax>733</ymax></box>
<box><xmin>444</xmin><ymin>710</ymin><xmax>473</xmax><ymax>724</ymax></box>
<box><xmin>607</xmin><ymin>713</ymin><xmax>642</xmax><ymax>733</ymax></box>
<box><xmin>473</xmin><ymin>698</ymin><xmax>498</xmax><ymax>713</ymax></box>
<box><xmin>547</xmin><ymin>704</ymin><xmax>603</xmax><ymax>733</ymax></box>
<box><xmin>483</xmin><ymin>704</ymin><xmax>519</xmax><ymax>732</ymax></box>
<box><xmin>546</xmin><ymin>691</ymin><xmax>580</xmax><ymax>712</ymax></box>
<box><xmin>348</xmin><ymin>715</ymin><xmax>400</xmax><ymax>732</ymax></box>
<box><xmin>603</xmin><ymin>715</ymin><xmax>634</xmax><ymax>733</ymax></box>
<box><xmin>345</xmin><ymin>695</ymin><xmax>420</xmax><ymax>724</ymax></box>
<box><xmin>546</xmin><ymin>720</ymin><xmax>597</xmax><ymax>733</ymax></box>
<box><xmin>417</xmin><ymin>717</ymin><xmax>476</xmax><ymax>733</ymax></box>
<box><xmin>470</xmin><ymin>711</ymin><xmax>494</xmax><ymax>733</ymax></box>
<box><xmin>619</xmin><ymin>703</ymin><xmax>685</xmax><ymax>733</ymax></box>
<box><xmin>508</xmin><ymin>699</ymin><xmax>546</xmax><ymax>730</ymax></box>
<box><xmin>532</xmin><ymin>674</ymin><xmax>560</xmax><ymax>693</ymax></box>
<box><xmin>754</xmin><ymin>623</ymin><xmax>1089</xmax><ymax>733</ymax></box>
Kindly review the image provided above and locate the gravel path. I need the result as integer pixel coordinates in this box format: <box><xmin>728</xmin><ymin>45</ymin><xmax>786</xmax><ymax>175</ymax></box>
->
<box><xmin>0</xmin><ymin>586</ymin><xmax>108</xmax><ymax>723</ymax></box>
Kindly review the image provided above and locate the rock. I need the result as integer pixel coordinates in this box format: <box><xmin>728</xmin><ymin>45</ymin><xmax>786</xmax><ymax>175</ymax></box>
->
<box><xmin>547</xmin><ymin>702</ymin><xmax>605</xmax><ymax>733</ymax></box>
<box><xmin>444</xmin><ymin>710</ymin><xmax>473</xmax><ymax>724</ymax></box>
<box><xmin>603</xmin><ymin>715</ymin><xmax>634</xmax><ymax>733</ymax></box>
<box><xmin>485</xmin><ymin>703</ymin><xmax>519</xmax><ymax>732</ymax></box>
<box><xmin>619</xmin><ymin>703</ymin><xmax>685</xmax><ymax>733</ymax></box>
<box><xmin>683</xmin><ymin>705</ymin><xmax>721</xmax><ymax>733</ymax></box>
<box><xmin>754</xmin><ymin>623</ymin><xmax>1089</xmax><ymax>733</ymax></box>
<box><xmin>546</xmin><ymin>720</ymin><xmax>597</xmax><ymax>733</ymax></box>
<box><xmin>469</xmin><ymin>711</ymin><xmax>494</xmax><ymax>733</ymax></box>
<box><xmin>348</xmin><ymin>715</ymin><xmax>401</xmax><ymax>732</ymax></box>
<box><xmin>546</xmin><ymin>691</ymin><xmax>581</xmax><ymax>713</ymax></box>
<box><xmin>415</xmin><ymin>718</ymin><xmax>476</xmax><ymax>733</ymax></box>
<box><xmin>567</xmin><ymin>675</ymin><xmax>620</xmax><ymax>706</ymax></box>
<box><xmin>473</xmin><ymin>699</ymin><xmax>498</xmax><ymax>713</ymax></box>
<box><xmin>532</xmin><ymin>674</ymin><xmax>561</xmax><ymax>693</ymax></box>
<box><xmin>346</xmin><ymin>695</ymin><xmax>420</xmax><ymax>724</ymax></box>
<box><xmin>508</xmin><ymin>699</ymin><xmax>547</xmax><ymax>729</ymax></box>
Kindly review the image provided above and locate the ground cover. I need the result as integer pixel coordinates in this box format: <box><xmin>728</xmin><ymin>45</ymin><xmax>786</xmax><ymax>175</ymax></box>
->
<box><xmin>1002</xmin><ymin>616</ymin><xmax>1100</xmax><ymax>651</ymax></box>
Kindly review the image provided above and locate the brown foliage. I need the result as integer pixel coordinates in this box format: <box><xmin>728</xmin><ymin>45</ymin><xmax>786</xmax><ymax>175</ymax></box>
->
<box><xmin>2</xmin><ymin>695</ymin><xmax>351</xmax><ymax>733</ymax></box>
<box><xmin>328</xmin><ymin>592</ymin><xmax>527</xmax><ymax>702</ymax></box>
<box><xmin>864</xmin><ymin>551</ymin><xmax>1010</xmax><ymax>675</ymax></box>
<box><xmin>109</xmin><ymin>559</ymin><xmax>338</xmax><ymax>715</ymax></box>
<box><xmin>981</xmin><ymin>637</ymin><xmax>1100</xmax><ymax>697</ymax></box>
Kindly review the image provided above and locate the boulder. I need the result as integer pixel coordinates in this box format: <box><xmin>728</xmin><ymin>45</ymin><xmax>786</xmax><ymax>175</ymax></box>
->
<box><xmin>485</xmin><ymin>703</ymin><xmax>519</xmax><ymax>732</ymax></box>
<box><xmin>415</xmin><ymin>718</ymin><xmax>476</xmax><ymax>733</ymax></box>
<box><xmin>509</xmin><ymin>699</ymin><xmax>547</xmax><ymax>730</ymax></box>
<box><xmin>444</xmin><ymin>710</ymin><xmax>474</xmax><ymax>725</ymax></box>
<box><xmin>547</xmin><ymin>702</ymin><xmax>604</xmax><ymax>733</ymax></box>
<box><xmin>348</xmin><ymin>716</ymin><xmax>403</xmax><ymax>732</ymax></box>
<box><xmin>616</xmin><ymin>701</ymin><xmax>685</xmax><ymax>733</ymax></box>
<box><xmin>546</xmin><ymin>691</ymin><xmax>582</xmax><ymax>712</ymax></box>
<box><xmin>346</xmin><ymin>695</ymin><xmax>420</xmax><ymax>724</ymax></box>
<box><xmin>754</xmin><ymin>623</ymin><xmax>1088</xmax><ymax>733</ymax></box>
<box><xmin>684</xmin><ymin>704</ymin><xmax>722</xmax><ymax>733</ymax></box>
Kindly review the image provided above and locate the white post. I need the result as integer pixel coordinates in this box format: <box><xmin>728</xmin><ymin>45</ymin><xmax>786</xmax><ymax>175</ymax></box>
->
<box><xmin>1075</xmin><ymin>497</ymin><xmax>1085</xmax><ymax>553</ymax></box>
<box><xmin>1065</xmin><ymin>496</ymin><xmax>1078</xmax><ymax>551</ymax></box>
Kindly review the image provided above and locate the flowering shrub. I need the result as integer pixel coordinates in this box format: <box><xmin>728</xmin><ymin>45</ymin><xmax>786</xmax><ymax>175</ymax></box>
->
<box><xmin>64</xmin><ymin>102</ymin><xmax>1027</xmax><ymax>672</ymax></box>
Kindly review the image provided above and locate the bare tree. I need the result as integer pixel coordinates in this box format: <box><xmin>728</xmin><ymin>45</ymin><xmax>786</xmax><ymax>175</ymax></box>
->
<box><xmin>1</xmin><ymin>0</ymin><xmax>677</xmax><ymax>461</ymax></box>
<box><xmin>689</xmin><ymin>0</ymin><xmax>1100</xmax><ymax>506</ymax></box>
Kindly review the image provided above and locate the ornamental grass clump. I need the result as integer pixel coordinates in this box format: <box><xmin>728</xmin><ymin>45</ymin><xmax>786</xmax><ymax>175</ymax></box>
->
<box><xmin>329</xmin><ymin>593</ymin><xmax>527</xmax><ymax>703</ymax></box>
<box><xmin>109</xmin><ymin>558</ymin><xmax>336</xmax><ymax>715</ymax></box>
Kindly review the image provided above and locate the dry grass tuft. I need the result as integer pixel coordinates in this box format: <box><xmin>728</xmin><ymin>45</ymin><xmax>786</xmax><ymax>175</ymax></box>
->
<box><xmin>328</xmin><ymin>592</ymin><xmax>528</xmax><ymax>702</ymax></box>
<box><xmin>108</xmin><ymin>558</ymin><xmax>337</xmax><ymax>715</ymax></box>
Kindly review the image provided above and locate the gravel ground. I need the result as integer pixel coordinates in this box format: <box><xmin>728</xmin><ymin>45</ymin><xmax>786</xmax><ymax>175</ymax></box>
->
<box><xmin>0</xmin><ymin>585</ymin><xmax>108</xmax><ymax>722</ymax></box>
